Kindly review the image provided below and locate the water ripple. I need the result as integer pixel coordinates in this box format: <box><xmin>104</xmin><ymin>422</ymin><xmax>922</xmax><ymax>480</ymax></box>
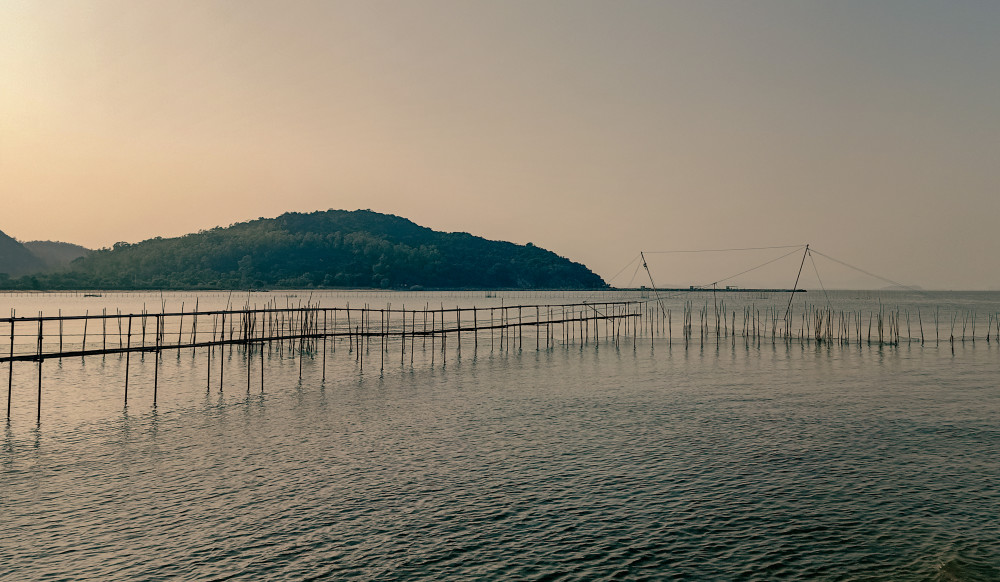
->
<box><xmin>3</xmin><ymin>341</ymin><xmax>1000</xmax><ymax>580</ymax></box>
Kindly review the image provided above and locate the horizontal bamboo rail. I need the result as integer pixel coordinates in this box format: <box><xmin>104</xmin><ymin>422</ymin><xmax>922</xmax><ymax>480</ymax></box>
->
<box><xmin>6</xmin><ymin>295</ymin><xmax>997</xmax><ymax>425</ymax></box>
<box><xmin>0</xmin><ymin>301</ymin><xmax>643</xmax><ymax>363</ymax></box>
<box><xmin>4</xmin><ymin>300</ymin><xmax>647</xmax><ymax>424</ymax></box>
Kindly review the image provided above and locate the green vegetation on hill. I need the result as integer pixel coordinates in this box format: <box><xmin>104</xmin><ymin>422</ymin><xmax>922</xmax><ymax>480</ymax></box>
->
<box><xmin>3</xmin><ymin>210</ymin><xmax>606</xmax><ymax>290</ymax></box>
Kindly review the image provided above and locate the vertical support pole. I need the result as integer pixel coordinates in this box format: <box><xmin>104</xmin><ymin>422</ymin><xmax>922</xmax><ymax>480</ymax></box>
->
<box><xmin>247</xmin><ymin>310</ymin><xmax>253</xmax><ymax>394</ymax></box>
<box><xmin>125</xmin><ymin>315</ymin><xmax>132</xmax><ymax>406</ymax></box>
<box><xmin>365</xmin><ymin>305</ymin><xmax>370</xmax><ymax>356</ymax></box>
<box><xmin>7</xmin><ymin>311</ymin><xmax>14</xmax><ymax>420</ymax></box>
<box><xmin>518</xmin><ymin>307</ymin><xmax>522</xmax><ymax>350</ymax></box>
<box><xmin>346</xmin><ymin>306</ymin><xmax>353</xmax><ymax>355</ymax></box>
<box><xmin>192</xmin><ymin>299</ymin><xmax>199</xmax><ymax>355</ymax></box>
<box><xmin>323</xmin><ymin>309</ymin><xmax>328</xmax><ymax>381</ymax></box>
<box><xmin>81</xmin><ymin>310</ymin><xmax>88</xmax><ymax>355</ymax></box>
<box><xmin>36</xmin><ymin>314</ymin><xmax>42</xmax><ymax>425</ymax></box>
<box><xmin>219</xmin><ymin>312</ymin><xmax>225</xmax><ymax>393</ymax></box>
<box><xmin>562</xmin><ymin>306</ymin><xmax>566</xmax><ymax>345</ymax></box>
<box><xmin>595</xmin><ymin>305</ymin><xmax>601</xmax><ymax>345</ymax></box>
<box><xmin>153</xmin><ymin>315</ymin><xmax>159</xmax><ymax>407</ymax></box>
<box><xmin>209</xmin><ymin>312</ymin><xmax>217</xmax><ymax>391</ymax></box>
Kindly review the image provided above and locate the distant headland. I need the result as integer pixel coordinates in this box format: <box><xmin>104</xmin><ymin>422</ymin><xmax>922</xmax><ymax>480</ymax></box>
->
<box><xmin>0</xmin><ymin>210</ymin><xmax>607</xmax><ymax>291</ymax></box>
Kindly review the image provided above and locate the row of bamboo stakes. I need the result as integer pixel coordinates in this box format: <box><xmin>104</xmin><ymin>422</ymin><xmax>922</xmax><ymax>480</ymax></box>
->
<box><xmin>4</xmin><ymin>296</ymin><xmax>999</xmax><ymax>424</ymax></box>
<box><xmin>2</xmin><ymin>300</ymin><xmax>643</xmax><ymax>424</ymax></box>
<box><xmin>667</xmin><ymin>299</ymin><xmax>1000</xmax><ymax>348</ymax></box>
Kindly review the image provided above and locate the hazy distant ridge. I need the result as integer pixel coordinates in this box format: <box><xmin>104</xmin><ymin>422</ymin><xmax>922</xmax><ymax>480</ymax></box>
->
<box><xmin>23</xmin><ymin>240</ymin><xmax>91</xmax><ymax>269</ymax></box>
<box><xmin>0</xmin><ymin>230</ymin><xmax>46</xmax><ymax>277</ymax></box>
<box><xmin>8</xmin><ymin>210</ymin><xmax>606</xmax><ymax>290</ymax></box>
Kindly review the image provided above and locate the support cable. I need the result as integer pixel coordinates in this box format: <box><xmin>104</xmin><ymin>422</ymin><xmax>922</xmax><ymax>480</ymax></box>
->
<box><xmin>696</xmin><ymin>246</ymin><xmax>806</xmax><ymax>290</ymax></box>
<box><xmin>808</xmin><ymin>249</ymin><xmax>833</xmax><ymax>311</ymax></box>
<box><xmin>808</xmin><ymin>248</ymin><xmax>922</xmax><ymax>293</ymax></box>
<box><xmin>643</xmin><ymin>244</ymin><xmax>806</xmax><ymax>254</ymax></box>
<box><xmin>633</xmin><ymin>245</ymin><xmax>806</xmax><ymax>310</ymax></box>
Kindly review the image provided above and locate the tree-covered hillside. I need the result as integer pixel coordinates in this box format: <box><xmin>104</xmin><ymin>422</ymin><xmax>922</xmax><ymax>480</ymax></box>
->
<box><xmin>11</xmin><ymin>210</ymin><xmax>606</xmax><ymax>290</ymax></box>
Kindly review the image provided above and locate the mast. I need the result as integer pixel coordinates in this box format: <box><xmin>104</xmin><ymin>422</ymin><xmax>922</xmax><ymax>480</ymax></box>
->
<box><xmin>784</xmin><ymin>244</ymin><xmax>809</xmax><ymax>323</ymax></box>
<box><xmin>641</xmin><ymin>252</ymin><xmax>667</xmax><ymax>319</ymax></box>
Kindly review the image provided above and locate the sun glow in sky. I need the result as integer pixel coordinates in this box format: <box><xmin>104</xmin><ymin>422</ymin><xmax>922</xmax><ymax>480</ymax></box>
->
<box><xmin>2</xmin><ymin>1</ymin><xmax>999</xmax><ymax>289</ymax></box>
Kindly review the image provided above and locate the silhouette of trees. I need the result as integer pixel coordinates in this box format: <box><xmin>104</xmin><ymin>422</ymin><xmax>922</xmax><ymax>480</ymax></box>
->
<box><xmin>0</xmin><ymin>210</ymin><xmax>606</xmax><ymax>290</ymax></box>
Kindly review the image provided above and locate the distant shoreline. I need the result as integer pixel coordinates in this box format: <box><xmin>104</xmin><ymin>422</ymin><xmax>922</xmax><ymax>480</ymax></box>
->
<box><xmin>0</xmin><ymin>287</ymin><xmax>805</xmax><ymax>294</ymax></box>
<box><xmin>618</xmin><ymin>287</ymin><xmax>806</xmax><ymax>293</ymax></box>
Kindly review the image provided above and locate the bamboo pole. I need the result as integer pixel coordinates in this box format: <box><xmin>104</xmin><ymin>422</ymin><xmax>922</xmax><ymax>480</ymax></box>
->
<box><xmin>219</xmin><ymin>312</ymin><xmax>225</xmax><ymax>392</ymax></box>
<box><xmin>36</xmin><ymin>314</ymin><xmax>42</xmax><ymax>424</ymax></box>
<box><xmin>6</xmin><ymin>312</ymin><xmax>12</xmax><ymax>420</ymax></box>
<box><xmin>192</xmin><ymin>299</ymin><xmax>199</xmax><ymax>355</ymax></box>
<box><xmin>153</xmin><ymin>315</ymin><xmax>160</xmax><ymax>406</ymax></box>
<box><xmin>125</xmin><ymin>316</ymin><xmax>132</xmax><ymax>406</ymax></box>
<box><xmin>81</xmin><ymin>310</ymin><xmax>88</xmax><ymax>355</ymax></box>
<box><xmin>260</xmin><ymin>322</ymin><xmax>265</xmax><ymax>393</ymax></box>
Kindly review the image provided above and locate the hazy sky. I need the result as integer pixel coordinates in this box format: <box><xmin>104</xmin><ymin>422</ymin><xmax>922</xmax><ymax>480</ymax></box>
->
<box><xmin>2</xmin><ymin>1</ymin><xmax>998</xmax><ymax>289</ymax></box>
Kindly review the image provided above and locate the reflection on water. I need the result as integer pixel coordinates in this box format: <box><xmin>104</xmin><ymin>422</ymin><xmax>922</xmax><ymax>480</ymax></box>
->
<box><xmin>1</xmin><ymin>291</ymin><xmax>999</xmax><ymax>580</ymax></box>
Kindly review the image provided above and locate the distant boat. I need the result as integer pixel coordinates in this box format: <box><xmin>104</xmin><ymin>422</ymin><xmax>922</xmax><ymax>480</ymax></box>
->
<box><xmin>83</xmin><ymin>293</ymin><xmax>102</xmax><ymax>297</ymax></box>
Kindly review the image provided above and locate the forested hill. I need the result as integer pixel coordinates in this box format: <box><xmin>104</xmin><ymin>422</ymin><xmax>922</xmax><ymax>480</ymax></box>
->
<box><xmin>25</xmin><ymin>210</ymin><xmax>607</xmax><ymax>290</ymax></box>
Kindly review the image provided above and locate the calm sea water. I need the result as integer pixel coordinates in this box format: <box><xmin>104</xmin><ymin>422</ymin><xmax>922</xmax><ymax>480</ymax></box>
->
<box><xmin>1</xmin><ymin>290</ymin><xmax>999</xmax><ymax>581</ymax></box>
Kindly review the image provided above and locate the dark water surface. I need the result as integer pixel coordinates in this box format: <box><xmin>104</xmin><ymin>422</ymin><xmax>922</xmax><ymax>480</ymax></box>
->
<box><xmin>2</xmin><ymin>291</ymin><xmax>999</xmax><ymax>580</ymax></box>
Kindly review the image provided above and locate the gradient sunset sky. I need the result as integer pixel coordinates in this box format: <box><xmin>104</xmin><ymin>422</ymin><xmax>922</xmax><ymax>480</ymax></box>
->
<box><xmin>2</xmin><ymin>1</ymin><xmax>998</xmax><ymax>289</ymax></box>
